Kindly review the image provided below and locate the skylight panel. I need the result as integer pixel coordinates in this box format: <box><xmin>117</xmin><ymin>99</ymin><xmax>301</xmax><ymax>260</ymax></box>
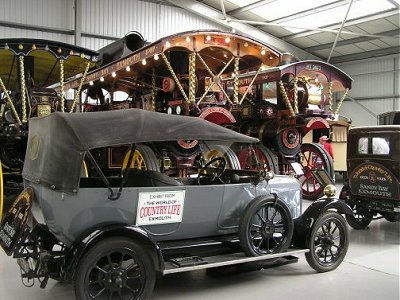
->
<box><xmin>250</xmin><ymin>0</ymin><xmax>337</xmax><ymax>21</ymax></box>
<box><xmin>278</xmin><ymin>0</ymin><xmax>395</xmax><ymax>34</ymax></box>
<box><xmin>227</xmin><ymin>0</ymin><xmax>260</xmax><ymax>7</ymax></box>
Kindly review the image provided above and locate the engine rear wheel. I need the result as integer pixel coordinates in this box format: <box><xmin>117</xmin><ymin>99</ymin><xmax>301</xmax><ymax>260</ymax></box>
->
<box><xmin>237</xmin><ymin>145</ymin><xmax>279</xmax><ymax>173</ymax></box>
<box><xmin>122</xmin><ymin>144</ymin><xmax>160</xmax><ymax>172</ymax></box>
<box><xmin>204</xmin><ymin>145</ymin><xmax>240</xmax><ymax>170</ymax></box>
<box><xmin>299</xmin><ymin>143</ymin><xmax>334</xmax><ymax>200</ymax></box>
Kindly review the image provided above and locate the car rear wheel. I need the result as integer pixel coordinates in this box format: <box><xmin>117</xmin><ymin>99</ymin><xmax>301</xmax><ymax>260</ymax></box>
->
<box><xmin>239</xmin><ymin>195</ymin><xmax>293</xmax><ymax>257</ymax></box>
<box><xmin>306</xmin><ymin>211</ymin><xmax>349</xmax><ymax>272</ymax></box>
<box><xmin>74</xmin><ymin>237</ymin><xmax>155</xmax><ymax>300</ymax></box>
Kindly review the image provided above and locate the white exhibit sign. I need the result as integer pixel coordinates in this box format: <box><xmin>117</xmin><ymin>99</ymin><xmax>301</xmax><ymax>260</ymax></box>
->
<box><xmin>136</xmin><ymin>190</ymin><xmax>185</xmax><ymax>226</ymax></box>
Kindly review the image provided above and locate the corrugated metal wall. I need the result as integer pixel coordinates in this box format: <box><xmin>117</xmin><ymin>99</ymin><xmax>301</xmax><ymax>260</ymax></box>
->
<box><xmin>0</xmin><ymin>0</ymin><xmax>226</xmax><ymax>50</ymax></box>
<box><xmin>80</xmin><ymin>0</ymin><xmax>227</xmax><ymax>49</ymax></box>
<box><xmin>0</xmin><ymin>0</ymin><xmax>72</xmax><ymax>29</ymax></box>
<box><xmin>337</xmin><ymin>55</ymin><xmax>399</xmax><ymax>126</ymax></box>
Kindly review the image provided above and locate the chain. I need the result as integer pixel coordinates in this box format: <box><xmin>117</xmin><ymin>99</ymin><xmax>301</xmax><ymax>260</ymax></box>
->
<box><xmin>160</xmin><ymin>52</ymin><xmax>189</xmax><ymax>103</ymax></box>
<box><xmin>60</xmin><ymin>59</ymin><xmax>65</xmax><ymax>112</ymax></box>
<box><xmin>233</xmin><ymin>56</ymin><xmax>239</xmax><ymax>104</ymax></box>
<box><xmin>19</xmin><ymin>56</ymin><xmax>27</xmax><ymax>123</ymax></box>
<box><xmin>0</xmin><ymin>77</ymin><xmax>22</xmax><ymax>125</ymax></box>
<box><xmin>278</xmin><ymin>80</ymin><xmax>295</xmax><ymax>117</ymax></box>
<box><xmin>188</xmin><ymin>52</ymin><xmax>196</xmax><ymax>103</ymax></box>
<box><xmin>334</xmin><ymin>88</ymin><xmax>349</xmax><ymax>115</ymax></box>
<box><xmin>69</xmin><ymin>61</ymin><xmax>90</xmax><ymax>113</ymax></box>
<box><xmin>327</xmin><ymin>81</ymin><xmax>333</xmax><ymax>112</ymax></box>
<box><xmin>151</xmin><ymin>68</ymin><xmax>156</xmax><ymax>111</ymax></box>
<box><xmin>293</xmin><ymin>77</ymin><xmax>298</xmax><ymax>114</ymax></box>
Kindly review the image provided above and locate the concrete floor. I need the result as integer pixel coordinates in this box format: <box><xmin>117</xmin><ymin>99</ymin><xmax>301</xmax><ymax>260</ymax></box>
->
<box><xmin>0</xmin><ymin>181</ymin><xmax>399</xmax><ymax>300</ymax></box>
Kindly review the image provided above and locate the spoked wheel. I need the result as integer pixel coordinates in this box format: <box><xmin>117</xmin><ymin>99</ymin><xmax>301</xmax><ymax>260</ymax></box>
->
<box><xmin>345</xmin><ymin>203</ymin><xmax>373</xmax><ymax>230</ymax></box>
<box><xmin>204</xmin><ymin>145</ymin><xmax>240</xmax><ymax>170</ymax></box>
<box><xmin>237</xmin><ymin>145</ymin><xmax>279</xmax><ymax>173</ymax></box>
<box><xmin>239</xmin><ymin>195</ymin><xmax>293</xmax><ymax>256</ymax></box>
<box><xmin>306</xmin><ymin>211</ymin><xmax>349</xmax><ymax>272</ymax></box>
<box><xmin>299</xmin><ymin>143</ymin><xmax>334</xmax><ymax>200</ymax></box>
<box><xmin>122</xmin><ymin>144</ymin><xmax>160</xmax><ymax>172</ymax></box>
<box><xmin>74</xmin><ymin>237</ymin><xmax>155</xmax><ymax>300</ymax></box>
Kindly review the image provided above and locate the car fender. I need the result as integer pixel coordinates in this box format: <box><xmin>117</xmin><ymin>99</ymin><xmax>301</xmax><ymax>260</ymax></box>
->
<box><xmin>292</xmin><ymin>198</ymin><xmax>352</xmax><ymax>248</ymax></box>
<box><xmin>63</xmin><ymin>224</ymin><xmax>164</xmax><ymax>281</ymax></box>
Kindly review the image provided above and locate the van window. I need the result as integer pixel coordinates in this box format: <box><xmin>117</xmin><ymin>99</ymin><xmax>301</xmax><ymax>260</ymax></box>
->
<box><xmin>358</xmin><ymin>137</ymin><xmax>390</xmax><ymax>155</ymax></box>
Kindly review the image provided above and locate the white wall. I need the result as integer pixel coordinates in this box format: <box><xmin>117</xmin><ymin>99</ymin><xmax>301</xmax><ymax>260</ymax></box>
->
<box><xmin>336</xmin><ymin>55</ymin><xmax>399</xmax><ymax>126</ymax></box>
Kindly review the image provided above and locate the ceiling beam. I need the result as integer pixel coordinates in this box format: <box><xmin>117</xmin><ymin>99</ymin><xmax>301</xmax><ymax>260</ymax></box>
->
<box><xmin>306</xmin><ymin>29</ymin><xmax>400</xmax><ymax>52</ymax></box>
<box><xmin>165</xmin><ymin>0</ymin><xmax>320</xmax><ymax>60</ymax></box>
<box><xmin>327</xmin><ymin>0</ymin><xmax>354</xmax><ymax>62</ymax></box>
<box><xmin>330</xmin><ymin>46</ymin><xmax>400</xmax><ymax>63</ymax></box>
<box><xmin>219</xmin><ymin>0</ymin><xmax>227</xmax><ymax>20</ymax></box>
<box><xmin>283</xmin><ymin>8</ymin><xmax>400</xmax><ymax>40</ymax></box>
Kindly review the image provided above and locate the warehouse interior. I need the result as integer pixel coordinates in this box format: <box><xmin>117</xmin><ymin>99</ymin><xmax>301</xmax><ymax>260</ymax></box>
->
<box><xmin>0</xmin><ymin>0</ymin><xmax>399</xmax><ymax>299</ymax></box>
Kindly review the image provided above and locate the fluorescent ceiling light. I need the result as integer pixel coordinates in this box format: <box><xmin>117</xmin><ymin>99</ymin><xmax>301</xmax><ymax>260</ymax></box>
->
<box><xmin>278</xmin><ymin>0</ymin><xmax>396</xmax><ymax>33</ymax></box>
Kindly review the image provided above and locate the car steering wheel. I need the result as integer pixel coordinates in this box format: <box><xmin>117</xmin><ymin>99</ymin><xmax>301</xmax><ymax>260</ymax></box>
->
<box><xmin>197</xmin><ymin>157</ymin><xmax>227</xmax><ymax>185</ymax></box>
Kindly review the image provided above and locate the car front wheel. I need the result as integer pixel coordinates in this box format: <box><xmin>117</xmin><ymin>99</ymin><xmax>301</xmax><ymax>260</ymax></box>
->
<box><xmin>305</xmin><ymin>211</ymin><xmax>349</xmax><ymax>272</ymax></box>
<box><xmin>74</xmin><ymin>237</ymin><xmax>155</xmax><ymax>300</ymax></box>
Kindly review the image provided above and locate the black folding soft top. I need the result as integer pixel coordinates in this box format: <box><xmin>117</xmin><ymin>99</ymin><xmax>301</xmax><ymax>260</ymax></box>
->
<box><xmin>23</xmin><ymin>109</ymin><xmax>258</xmax><ymax>193</ymax></box>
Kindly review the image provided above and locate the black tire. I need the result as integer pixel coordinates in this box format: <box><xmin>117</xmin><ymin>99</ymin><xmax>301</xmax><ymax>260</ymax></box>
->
<box><xmin>305</xmin><ymin>211</ymin><xmax>349</xmax><ymax>272</ymax></box>
<box><xmin>74</xmin><ymin>237</ymin><xmax>155</xmax><ymax>300</ymax></box>
<box><xmin>345</xmin><ymin>205</ymin><xmax>373</xmax><ymax>230</ymax></box>
<box><xmin>239</xmin><ymin>195</ymin><xmax>294</xmax><ymax>256</ymax></box>
<box><xmin>383</xmin><ymin>212</ymin><xmax>399</xmax><ymax>223</ymax></box>
<box><xmin>122</xmin><ymin>144</ymin><xmax>160</xmax><ymax>172</ymax></box>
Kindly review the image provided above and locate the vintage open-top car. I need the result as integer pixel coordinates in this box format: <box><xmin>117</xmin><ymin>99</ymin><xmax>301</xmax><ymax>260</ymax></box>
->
<box><xmin>1</xmin><ymin>109</ymin><xmax>351</xmax><ymax>299</ymax></box>
<box><xmin>340</xmin><ymin>125</ymin><xmax>400</xmax><ymax>229</ymax></box>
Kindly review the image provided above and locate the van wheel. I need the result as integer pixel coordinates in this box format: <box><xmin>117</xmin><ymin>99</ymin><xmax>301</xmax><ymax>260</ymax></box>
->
<box><xmin>345</xmin><ymin>204</ymin><xmax>372</xmax><ymax>230</ymax></box>
<box><xmin>306</xmin><ymin>212</ymin><xmax>349</xmax><ymax>272</ymax></box>
<box><xmin>239</xmin><ymin>195</ymin><xmax>293</xmax><ymax>257</ymax></box>
<box><xmin>74</xmin><ymin>237</ymin><xmax>155</xmax><ymax>300</ymax></box>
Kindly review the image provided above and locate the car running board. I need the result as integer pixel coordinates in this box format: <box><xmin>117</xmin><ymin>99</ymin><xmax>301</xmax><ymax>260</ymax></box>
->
<box><xmin>163</xmin><ymin>249</ymin><xmax>309</xmax><ymax>275</ymax></box>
